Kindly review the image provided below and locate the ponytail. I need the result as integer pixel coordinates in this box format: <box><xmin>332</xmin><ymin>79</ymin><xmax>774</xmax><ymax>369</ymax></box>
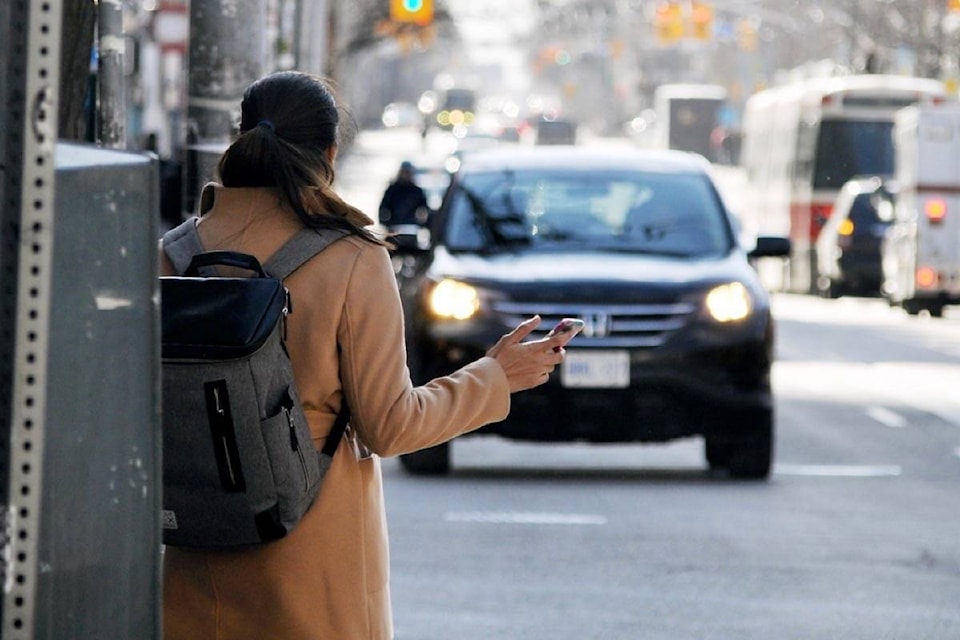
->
<box><xmin>216</xmin><ymin>71</ymin><xmax>389</xmax><ymax>246</ymax></box>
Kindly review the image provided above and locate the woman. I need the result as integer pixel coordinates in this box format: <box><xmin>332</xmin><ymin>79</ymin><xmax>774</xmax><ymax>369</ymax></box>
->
<box><xmin>160</xmin><ymin>71</ymin><xmax>567</xmax><ymax>639</ymax></box>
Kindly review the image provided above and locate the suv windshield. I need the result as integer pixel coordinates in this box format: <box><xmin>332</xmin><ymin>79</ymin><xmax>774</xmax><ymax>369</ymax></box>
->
<box><xmin>444</xmin><ymin>168</ymin><xmax>732</xmax><ymax>256</ymax></box>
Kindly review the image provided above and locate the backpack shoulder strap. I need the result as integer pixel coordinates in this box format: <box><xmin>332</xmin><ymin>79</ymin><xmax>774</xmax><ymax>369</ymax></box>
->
<box><xmin>161</xmin><ymin>217</ymin><xmax>212</xmax><ymax>276</ymax></box>
<box><xmin>163</xmin><ymin>217</ymin><xmax>346</xmax><ymax>279</ymax></box>
<box><xmin>265</xmin><ymin>227</ymin><xmax>353</xmax><ymax>458</ymax></box>
<box><xmin>263</xmin><ymin>227</ymin><xmax>350</xmax><ymax>280</ymax></box>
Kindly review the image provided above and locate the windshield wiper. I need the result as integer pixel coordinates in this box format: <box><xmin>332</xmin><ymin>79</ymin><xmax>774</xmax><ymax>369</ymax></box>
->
<box><xmin>595</xmin><ymin>245</ymin><xmax>694</xmax><ymax>257</ymax></box>
<box><xmin>460</xmin><ymin>182</ymin><xmax>530</xmax><ymax>249</ymax></box>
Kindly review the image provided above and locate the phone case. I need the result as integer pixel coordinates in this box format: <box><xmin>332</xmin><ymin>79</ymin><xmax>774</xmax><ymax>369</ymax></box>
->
<box><xmin>546</xmin><ymin>318</ymin><xmax>585</xmax><ymax>351</ymax></box>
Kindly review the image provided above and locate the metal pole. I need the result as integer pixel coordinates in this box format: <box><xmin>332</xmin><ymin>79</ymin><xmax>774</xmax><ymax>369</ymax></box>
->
<box><xmin>98</xmin><ymin>0</ymin><xmax>127</xmax><ymax>148</ymax></box>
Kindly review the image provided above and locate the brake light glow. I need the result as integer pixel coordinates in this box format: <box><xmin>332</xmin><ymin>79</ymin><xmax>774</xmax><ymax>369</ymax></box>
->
<box><xmin>925</xmin><ymin>199</ymin><xmax>946</xmax><ymax>224</ymax></box>
<box><xmin>916</xmin><ymin>267</ymin><xmax>938</xmax><ymax>290</ymax></box>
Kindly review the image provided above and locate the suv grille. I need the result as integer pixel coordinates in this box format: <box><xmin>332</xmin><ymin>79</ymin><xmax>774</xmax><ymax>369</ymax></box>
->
<box><xmin>492</xmin><ymin>301</ymin><xmax>697</xmax><ymax>348</ymax></box>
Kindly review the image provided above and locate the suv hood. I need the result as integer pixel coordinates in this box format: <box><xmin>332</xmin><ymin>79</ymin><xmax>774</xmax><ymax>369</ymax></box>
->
<box><xmin>429</xmin><ymin>247</ymin><xmax>755</xmax><ymax>289</ymax></box>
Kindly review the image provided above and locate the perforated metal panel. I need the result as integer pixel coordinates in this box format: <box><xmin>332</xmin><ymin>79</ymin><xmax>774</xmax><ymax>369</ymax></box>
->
<box><xmin>2</xmin><ymin>2</ymin><xmax>60</xmax><ymax>640</ymax></box>
<box><xmin>1</xmin><ymin>1</ymin><xmax>63</xmax><ymax>638</ymax></box>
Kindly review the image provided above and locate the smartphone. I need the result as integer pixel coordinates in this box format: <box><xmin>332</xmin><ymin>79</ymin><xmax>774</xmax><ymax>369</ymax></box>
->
<box><xmin>545</xmin><ymin>318</ymin><xmax>585</xmax><ymax>352</ymax></box>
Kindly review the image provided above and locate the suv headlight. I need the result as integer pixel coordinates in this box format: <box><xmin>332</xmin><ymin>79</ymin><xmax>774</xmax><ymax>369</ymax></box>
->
<box><xmin>704</xmin><ymin>282</ymin><xmax>752</xmax><ymax>322</ymax></box>
<box><xmin>428</xmin><ymin>278</ymin><xmax>480</xmax><ymax>320</ymax></box>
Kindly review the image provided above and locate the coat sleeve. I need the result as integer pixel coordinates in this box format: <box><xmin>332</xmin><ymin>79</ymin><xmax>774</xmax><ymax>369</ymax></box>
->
<box><xmin>337</xmin><ymin>243</ymin><xmax>510</xmax><ymax>457</ymax></box>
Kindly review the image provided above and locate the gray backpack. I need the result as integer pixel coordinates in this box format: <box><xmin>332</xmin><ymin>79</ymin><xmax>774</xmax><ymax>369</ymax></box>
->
<box><xmin>160</xmin><ymin>218</ymin><xmax>350</xmax><ymax>549</ymax></box>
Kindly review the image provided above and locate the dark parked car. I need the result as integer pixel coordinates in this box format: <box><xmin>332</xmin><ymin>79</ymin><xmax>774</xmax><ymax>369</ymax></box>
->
<box><xmin>395</xmin><ymin>147</ymin><xmax>790</xmax><ymax>479</ymax></box>
<box><xmin>815</xmin><ymin>176</ymin><xmax>896</xmax><ymax>298</ymax></box>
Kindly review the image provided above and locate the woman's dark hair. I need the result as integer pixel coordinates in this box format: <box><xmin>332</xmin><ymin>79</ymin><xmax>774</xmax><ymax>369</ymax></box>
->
<box><xmin>217</xmin><ymin>71</ymin><xmax>385</xmax><ymax>244</ymax></box>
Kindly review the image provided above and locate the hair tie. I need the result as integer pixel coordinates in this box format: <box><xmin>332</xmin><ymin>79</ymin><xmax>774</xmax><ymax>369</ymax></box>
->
<box><xmin>257</xmin><ymin>119</ymin><xmax>275</xmax><ymax>132</ymax></box>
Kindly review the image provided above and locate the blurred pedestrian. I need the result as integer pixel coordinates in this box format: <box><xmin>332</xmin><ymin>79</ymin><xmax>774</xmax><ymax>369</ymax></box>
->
<box><xmin>159</xmin><ymin>70</ymin><xmax>568</xmax><ymax>640</ymax></box>
<box><xmin>378</xmin><ymin>160</ymin><xmax>429</xmax><ymax>227</ymax></box>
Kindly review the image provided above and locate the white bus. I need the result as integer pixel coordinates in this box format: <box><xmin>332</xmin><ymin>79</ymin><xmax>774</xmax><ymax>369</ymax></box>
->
<box><xmin>740</xmin><ymin>74</ymin><xmax>947</xmax><ymax>292</ymax></box>
<box><xmin>653</xmin><ymin>83</ymin><xmax>728</xmax><ymax>159</ymax></box>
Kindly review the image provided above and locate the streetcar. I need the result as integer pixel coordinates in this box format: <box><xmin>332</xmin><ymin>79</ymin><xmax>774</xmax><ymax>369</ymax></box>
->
<box><xmin>740</xmin><ymin>74</ymin><xmax>947</xmax><ymax>293</ymax></box>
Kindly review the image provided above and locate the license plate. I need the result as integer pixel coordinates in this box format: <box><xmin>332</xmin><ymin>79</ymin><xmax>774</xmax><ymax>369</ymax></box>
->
<box><xmin>560</xmin><ymin>350</ymin><xmax>630</xmax><ymax>388</ymax></box>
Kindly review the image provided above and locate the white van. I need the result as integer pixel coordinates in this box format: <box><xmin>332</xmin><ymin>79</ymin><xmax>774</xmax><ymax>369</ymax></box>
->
<box><xmin>883</xmin><ymin>104</ymin><xmax>960</xmax><ymax>316</ymax></box>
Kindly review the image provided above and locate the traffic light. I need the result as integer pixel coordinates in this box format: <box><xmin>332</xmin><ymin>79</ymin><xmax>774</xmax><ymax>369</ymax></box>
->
<box><xmin>690</xmin><ymin>2</ymin><xmax>713</xmax><ymax>41</ymax></box>
<box><xmin>737</xmin><ymin>18</ymin><xmax>757</xmax><ymax>52</ymax></box>
<box><xmin>654</xmin><ymin>2</ymin><xmax>683</xmax><ymax>45</ymax></box>
<box><xmin>390</xmin><ymin>0</ymin><xmax>434</xmax><ymax>25</ymax></box>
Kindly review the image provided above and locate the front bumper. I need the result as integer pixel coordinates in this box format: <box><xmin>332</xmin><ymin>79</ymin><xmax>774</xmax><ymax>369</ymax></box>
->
<box><xmin>412</xmin><ymin>317</ymin><xmax>774</xmax><ymax>444</ymax></box>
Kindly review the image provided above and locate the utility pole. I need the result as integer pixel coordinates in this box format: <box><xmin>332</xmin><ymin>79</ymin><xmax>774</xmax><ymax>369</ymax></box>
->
<box><xmin>185</xmin><ymin>0</ymin><xmax>266</xmax><ymax>211</ymax></box>
<box><xmin>98</xmin><ymin>0</ymin><xmax>127</xmax><ymax>148</ymax></box>
<box><xmin>295</xmin><ymin>0</ymin><xmax>332</xmax><ymax>75</ymax></box>
<box><xmin>187</xmin><ymin>0</ymin><xmax>265</xmax><ymax>141</ymax></box>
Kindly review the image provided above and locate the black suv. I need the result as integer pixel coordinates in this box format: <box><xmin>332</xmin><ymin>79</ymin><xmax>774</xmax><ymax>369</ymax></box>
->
<box><xmin>395</xmin><ymin>146</ymin><xmax>790</xmax><ymax>478</ymax></box>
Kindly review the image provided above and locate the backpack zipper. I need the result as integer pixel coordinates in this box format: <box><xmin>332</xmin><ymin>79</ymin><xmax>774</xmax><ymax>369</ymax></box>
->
<box><xmin>213</xmin><ymin>388</ymin><xmax>240</xmax><ymax>487</ymax></box>
<box><xmin>282</xmin><ymin>288</ymin><xmax>292</xmax><ymax>342</ymax></box>
<box><xmin>203</xmin><ymin>380</ymin><xmax>246</xmax><ymax>492</ymax></box>
<box><xmin>285</xmin><ymin>405</ymin><xmax>310</xmax><ymax>490</ymax></box>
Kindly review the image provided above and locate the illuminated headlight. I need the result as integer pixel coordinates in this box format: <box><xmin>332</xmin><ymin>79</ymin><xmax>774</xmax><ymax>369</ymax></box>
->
<box><xmin>428</xmin><ymin>278</ymin><xmax>480</xmax><ymax>320</ymax></box>
<box><xmin>704</xmin><ymin>282</ymin><xmax>753</xmax><ymax>322</ymax></box>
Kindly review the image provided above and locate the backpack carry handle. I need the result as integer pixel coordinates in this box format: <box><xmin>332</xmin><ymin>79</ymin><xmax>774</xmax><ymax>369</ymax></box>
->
<box><xmin>185</xmin><ymin>251</ymin><xmax>268</xmax><ymax>278</ymax></box>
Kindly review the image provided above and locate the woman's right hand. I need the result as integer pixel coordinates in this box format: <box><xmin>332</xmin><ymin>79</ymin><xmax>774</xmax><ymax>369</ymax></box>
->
<box><xmin>486</xmin><ymin>316</ymin><xmax>568</xmax><ymax>393</ymax></box>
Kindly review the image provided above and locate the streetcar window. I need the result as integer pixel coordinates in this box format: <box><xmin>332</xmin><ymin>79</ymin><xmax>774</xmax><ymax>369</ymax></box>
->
<box><xmin>813</xmin><ymin>120</ymin><xmax>895</xmax><ymax>189</ymax></box>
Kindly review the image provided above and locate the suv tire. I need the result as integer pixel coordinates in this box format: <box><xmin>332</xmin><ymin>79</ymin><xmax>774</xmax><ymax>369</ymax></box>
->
<box><xmin>706</xmin><ymin>408</ymin><xmax>773</xmax><ymax>479</ymax></box>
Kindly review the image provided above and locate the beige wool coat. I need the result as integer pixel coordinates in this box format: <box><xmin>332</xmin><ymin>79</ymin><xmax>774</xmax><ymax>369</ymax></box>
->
<box><xmin>161</xmin><ymin>185</ymin><xmax>510</xmax><ymax>640</ymax></box>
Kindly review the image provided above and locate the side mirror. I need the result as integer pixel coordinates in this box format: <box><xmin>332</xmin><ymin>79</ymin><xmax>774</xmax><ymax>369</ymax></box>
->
<box><xmin>748</xmin><ymin>236</ymin><xmax>791</xmax><ymax>259</ymax></box>
<box><xmin>387</xmin><ymin>224</ymin><xmax>432</xmax><ymax>254</ymax></box>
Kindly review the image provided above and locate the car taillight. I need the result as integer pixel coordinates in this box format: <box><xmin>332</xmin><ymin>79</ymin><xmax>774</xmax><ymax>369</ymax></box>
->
<box><xmin>837</xmin><ymin>218</ymin><xmax>854</xmax><ymax>249</ymax></box>
<box><xmin>916</xmin><ymin>266</ymin><xmax>939</xmax><ymax>290</ymax></box>
<box><xmin>925</xmin><ymin>198</ymin><xmax>946</xmax><ymax>224</ymax></box>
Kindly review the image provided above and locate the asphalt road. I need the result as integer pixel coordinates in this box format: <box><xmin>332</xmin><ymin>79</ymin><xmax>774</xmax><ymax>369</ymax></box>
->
<box><xmin>382</xmin><ymin>295</ymin><xmax>960</xmax><ymax>640</ymax></box>
<box><xmin>337</xmin><ymin>130</ymin><xmax>960</xmax><ymax>640</ymax></box>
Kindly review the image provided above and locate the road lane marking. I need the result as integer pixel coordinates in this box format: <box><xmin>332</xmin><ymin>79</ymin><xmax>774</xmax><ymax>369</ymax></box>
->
<box><xmin>774</xmin><ymin>464</ymin><xmax>902</xmax><ymax>477</ymax></box>
<box><xmin>774</xmin><ymin>361</ymin><xmax>960</xmax><ymax>430</ymax></box>
<box><xmin>444</xmin><ymin>512</ymin><xmax>607</xmax><ymax>525</ymax></box>
<box><xmin>866</xmin><ymin>406</ymin><xmax>908</xmax><ymax>428</ymax></box>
